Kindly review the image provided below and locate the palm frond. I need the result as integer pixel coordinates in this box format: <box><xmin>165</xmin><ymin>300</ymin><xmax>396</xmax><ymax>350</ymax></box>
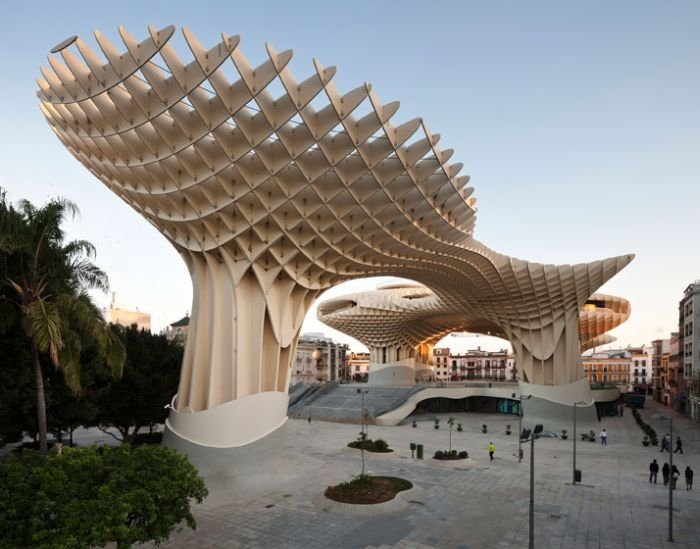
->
<box><xmin>29</xmin><ymin>298</ymin><xmax>63</xmax><ymax>367</ymax></box>
<box><xmin>70</xmin><ymin>259</ymin><xmax>109</xmax><ymax>292</ymax></box>
<box><xmin>57</xmin><ymin>291</ymin><xmax>126</xmax><ymax>378</ymax></box>
<box><xmin>58</xmin><ymin>328</ymin><xmax>83</xmax><ymax>393</ymax></box>
<box><xmin>64</xmin><ymin>239</ymin><xmax>96</xmax><ymax>260</ymax></box>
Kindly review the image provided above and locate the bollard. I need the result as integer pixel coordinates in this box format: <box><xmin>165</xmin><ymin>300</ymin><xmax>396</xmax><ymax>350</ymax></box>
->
<box><xmin>416</xmin><ymin>444</ymin><xmax>424</xmax><ymax>460</ymax></box>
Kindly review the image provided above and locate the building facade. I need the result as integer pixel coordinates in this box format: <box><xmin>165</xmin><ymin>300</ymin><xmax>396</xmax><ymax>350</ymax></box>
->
<box><xmin>627</xmin><ymin>345</ymin><xmax>653</xmax><ymax>392</ymax></box>
<box><xmin>432</xmin><ymin>347</ymin><xmax>515</xmax><ymax>382</ymax></box>
<box><xmin>291</xmin><ymin>333</ymin><xmax>349</xmax><ymax>385</ymax></box>
<box><xmin>166</xmin><ymin>315</ymin><xmax>191</xmax><ymax>345</ymax></box>
<box><xmin>679</xmin><ymin>282</ymin><xmax>700</xmax><ymax>419</ymax></box>
<box><xmin>102</xmin><ymin>293</ymin><xmax>151</xmax><ymax>331</ymax></box>
<box><xmin>347</xmin><ymin>352</ymin><xmax>370</xmax><ymax>382</ymax></box>
<box><xmin>582</xmin><ymin>350</ymin><xmax>631</xmax><ymax>385</ymax></box>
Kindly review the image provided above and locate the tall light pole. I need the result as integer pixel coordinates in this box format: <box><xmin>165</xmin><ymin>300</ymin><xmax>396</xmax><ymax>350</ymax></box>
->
<box><xmin>663</xmin><ymin>415</ymin><xmax>674</xmax><ymax>542</ymax></box>
<box><xmin>518</xmin><ymin>394</ymin><xmax>532</xmax><ymax>462</ymax></box>
<box><xmin>357</xmin><ymin>388</ymin><xmax>369</xmax><ymax>475</ymax></box>
<box><xmin>572</xmin><ymin>400</ymin><xmax>589</xmax><ymax>484</ymax></box>
<box><xmin>521</xmin><ymin>423</ymin><xmax>543</xmax><ymax>549</ymax></box>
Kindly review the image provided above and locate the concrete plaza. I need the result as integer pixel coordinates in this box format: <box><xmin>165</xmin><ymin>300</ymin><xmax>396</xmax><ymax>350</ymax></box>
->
<box><xmin>149</xmin><ymin>398</ymin><xmax>699</xmax><ymax>548</ymax></box>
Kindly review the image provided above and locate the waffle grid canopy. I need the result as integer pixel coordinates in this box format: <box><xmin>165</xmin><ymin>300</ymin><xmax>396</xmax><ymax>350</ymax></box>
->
<box><xmin>38</xmin><ymin>26</ymin><xmax>633</xmax><ymax>444</ymax></box>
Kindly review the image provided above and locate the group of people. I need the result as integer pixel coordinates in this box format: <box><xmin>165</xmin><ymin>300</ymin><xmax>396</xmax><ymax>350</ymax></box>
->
<box><xmin>660</xmin><ymin>433</ymin><xmax>683</xmax><ymax>453</ymax></box>
<box><xmin>649</xmin><ymin>459</ymin><xmax>693</xmax><ymax>490</ymax></box>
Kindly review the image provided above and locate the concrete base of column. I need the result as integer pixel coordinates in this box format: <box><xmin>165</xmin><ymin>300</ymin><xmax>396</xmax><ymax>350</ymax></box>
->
<box><xmin>519</xmin><ymin>379</ymin><xmax>600</xmax><ymax>433</ymax></box>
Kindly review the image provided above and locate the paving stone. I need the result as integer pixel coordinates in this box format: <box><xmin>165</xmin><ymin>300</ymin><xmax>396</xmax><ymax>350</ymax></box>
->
<box><xmin>136</xmin><ymin>400</ymin><xmax>700</xmax><ymax>548</ymax></box>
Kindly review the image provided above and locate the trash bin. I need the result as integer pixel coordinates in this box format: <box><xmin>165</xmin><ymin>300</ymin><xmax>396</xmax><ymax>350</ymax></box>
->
<box><xmin>574</xmin><ymin>469</ymin><xmax>582</xmax><ymax>483</ymax></box>
<box><xmin>416</xmin><ymin>444</ymin><xmax>424</xmax><ymax>460</ymax></box>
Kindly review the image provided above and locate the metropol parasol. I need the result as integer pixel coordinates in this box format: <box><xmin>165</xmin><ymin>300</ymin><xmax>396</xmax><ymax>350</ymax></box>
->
<box><xmin>38</xmin><ymin>25</ymin><xmax>633</xmax><ymax>449</ymax></box>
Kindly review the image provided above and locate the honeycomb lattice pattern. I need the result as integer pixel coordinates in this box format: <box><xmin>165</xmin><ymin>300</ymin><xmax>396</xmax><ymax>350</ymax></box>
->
<box><xmin>38</xmin><ymin>26</ymin><xmax>634</xmax><ymax>412</ymax></box>
<box><xmin>318</xmin><ymin>285</ymin><xmax>630</xmax><ymax>377</ymax></box>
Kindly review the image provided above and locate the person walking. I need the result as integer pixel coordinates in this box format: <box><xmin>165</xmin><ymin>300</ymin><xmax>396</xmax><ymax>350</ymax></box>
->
<box><xmin>649</xmin><ymin>459</ymin><xmax>659</xmax><ymax>484</ymax></box>
<box><xmin>600</xmin><ymin>428</ymin><xmax>608</xmax><ymax>445</ymax></box>
<box><xmin>685</xmin><ymin>466</ymin><xmax>694</xmax><ymax>490</ymax></box>
<box><xmin>660</xmin><ymin>433</ymin><xmax>668</xmax><ymax>452</ymax></box>
<box><xmin>662</xmin><ymin>462</ymin><xmax>670</xmax><ymax>485</ymax></box>
<box><xmin>674</xmin><ymin>436</ymin><xmax>683</xmax><ymax>454</ymax></box>
<box><xmin>488</xmin><ymin>441</ymin><xmax>495</xmax><ymax>461</ymax></box>
<box><xmin>671</xmin><ymin>465</ymin><xmax>681</xmax><ymax>490</ymax></box>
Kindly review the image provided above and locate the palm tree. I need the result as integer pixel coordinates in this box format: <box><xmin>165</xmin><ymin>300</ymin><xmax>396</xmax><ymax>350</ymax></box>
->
<box><xmin>0</xmin><ymin>190</ymin><xmax>125</xmax><ymax>454</ymax></box>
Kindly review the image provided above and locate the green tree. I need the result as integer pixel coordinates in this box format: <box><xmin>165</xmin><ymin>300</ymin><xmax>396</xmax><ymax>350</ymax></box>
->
<box><xmin>0</xmin><ymin>321</ymin><xmax>36</xmax><ymax>444</ymax></box>
<box><xmin>0</xmin><ymin>190</ymin><xmax>125</xmax><ymax>454</ymax></box>
<box><xmin>0</xmin><ymin>445</ymin><xmax>208</xmax><ymax>548</ymax></box>
<box><xmin>98</xmin><ymin>324</ymin><xmax>182</xmax><ymax>444</ymax></box>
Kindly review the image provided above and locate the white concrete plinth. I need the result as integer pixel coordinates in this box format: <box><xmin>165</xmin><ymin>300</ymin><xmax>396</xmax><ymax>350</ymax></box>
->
<box><xmin>368</xmin><ymin>359</ymin><xmax>416</xmax><ymax>386</ymax></box>
<box><xmin>166</xmin><ymin>391</ymin><xmax>289</xmax><ymax>448</ymax></box>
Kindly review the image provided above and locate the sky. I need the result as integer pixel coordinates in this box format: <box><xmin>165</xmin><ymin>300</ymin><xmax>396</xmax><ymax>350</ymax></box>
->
<box><xmin>1</xmin><ymin>1</ymin><xmax>698</xmax><ymax>353</ymax></box>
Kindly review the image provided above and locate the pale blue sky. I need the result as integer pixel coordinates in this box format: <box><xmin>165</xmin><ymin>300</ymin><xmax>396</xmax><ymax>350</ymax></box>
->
<box><xmin>1</xmin><ymin>1</ymin><xmax>698</xmax><ymax>352</ymax></box>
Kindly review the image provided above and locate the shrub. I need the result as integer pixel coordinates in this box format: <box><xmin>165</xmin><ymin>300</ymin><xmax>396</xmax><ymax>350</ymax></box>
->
<box><xmin>434</xmin><ymin>450</ymin><xmax>444</xmax><ymax>459</ymax></box>
<box><xmin>374</xmin><ymin>438</ymin><xmax>389</xmax><ymax>451</ymax></box>
<box><xmin>632</xmin><ymin>408</ymin><xmax>658</xmax><ymax>445</ymax></box>
<box><xmin>459</xmin><ymin>451</ymin><xmax>468</xmax><ymax>459</ymax></box>
<box><xmin>348</xmin><ymin>435</ymin><xmax>393</xmax><ymax>453</ymax></box>
<box><xmin>0</xmin><ymin>445</ymin><xmax>208</xmax><ymax>548</ymax></box>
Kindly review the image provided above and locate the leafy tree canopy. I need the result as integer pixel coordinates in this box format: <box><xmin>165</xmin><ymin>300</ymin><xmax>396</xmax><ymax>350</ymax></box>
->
<box><xmin>0</xmin><ymin>445</ymin><xmax>208</xmax><ymax>548</ymax></box>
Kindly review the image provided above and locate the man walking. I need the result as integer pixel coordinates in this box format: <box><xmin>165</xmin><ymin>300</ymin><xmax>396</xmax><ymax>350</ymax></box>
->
<box><xmin>674</xmin><ymin>436</ymin><xmax>683</xmax><ymax>454</ymax></box>
<box><xmin>649</xmin><ymin>459</ymin><xmax>659</xmax><ymax>484</ymax></box>
<box><xmin>488</xmin><ymin>441</ymin><xmax>495</xmax><ymax>461</ymax></box>
<box><xmin>685</xmin><ymin>466</ymin><xmax>694</xmax><ymax>490</ymax></box>
<box><xmin>600</xmin><ymin>428</ymin><xmax>608</xmax><ymax>445</ymax></box>
<box><xmin>660</xmin><ymin>433</ymin><xmax>669</xmax><ymax>452</ymax></box>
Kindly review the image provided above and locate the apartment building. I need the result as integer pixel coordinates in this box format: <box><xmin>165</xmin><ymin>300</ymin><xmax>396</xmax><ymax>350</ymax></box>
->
<box><xmin>432</xmin><ymin>347</ymin><xmax>514</xmax><ymax>382</ymax></box>
<box><xmin>347</xmin><ymin>352</ymin><xmax>370</xmax><ymax>381</ymax></box>
<box><xmin>582</xmin><ymin>349</ymin><xmax>631</xmax><ymax>385</ymax></box>
<box><xmin>291</xmin><ymin>333</ymin><xmax>349</xmax><ymax>385</ymax></box>
<box><xmin>679</xmin><ymin>281</ymin><xmax>700</xmax><ymax>419</ymax></box>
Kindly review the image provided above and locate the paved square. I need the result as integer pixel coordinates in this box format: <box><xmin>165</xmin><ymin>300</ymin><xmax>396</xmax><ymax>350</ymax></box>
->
<box><xmin>145</xmin><ymin>399</ymin><xmax>700</xmax><ymax>548</ymax></box>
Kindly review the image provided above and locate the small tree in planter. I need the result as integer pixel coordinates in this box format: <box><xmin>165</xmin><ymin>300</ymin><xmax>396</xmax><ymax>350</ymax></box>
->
<box><xmin>434</xmin><ymin>419</ymin><xmax>440</xmax><ymax>430</ymax></box>
<box><xmin>481</xmin><ymin>424</ymin><xmax>488</xmax><ymax>434</ymax></box>
<box><xmin>412</xmin><ymin>420</ymin><xmax>417</xmax><ymax>428</ymax></box>
<box><xmin>561</xmin><ymin>429</ymin><xmax>568</xmax><ymax>440</ymax></box>
<box><xmin>642</xmin><ymin>435</ymin><xmax>650</xmax><ymax>446</ymax></box>
<box><xmin>505</xmin><ymin>425</ymin><xmax>512</xmax><ymax>435</ymax></box>
<box><xmin>447</xmin><ymin>417</ymin><xmax>455</xmax><ymax>453</ymax></box>
<box><xmin>457</xmin><ymin>423</ymin><xmax>463</xmax><ymax>432</ymax></box>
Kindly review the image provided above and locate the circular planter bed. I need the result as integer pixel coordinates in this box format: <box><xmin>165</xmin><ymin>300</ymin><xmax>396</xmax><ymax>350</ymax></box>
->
<box><xmin>433</xmin><ymin>450</ymin><xmax>469</xmax><ymax>461</ymax></box>
<box><xmin>325</xmin><ymin>475</ymin><xmax>412</xmax><ymax>504</ymax></box>
<box><xmin>347</xmin><ymin>438</ymin><xmax>392</xmax><ymax>453</ymax></box>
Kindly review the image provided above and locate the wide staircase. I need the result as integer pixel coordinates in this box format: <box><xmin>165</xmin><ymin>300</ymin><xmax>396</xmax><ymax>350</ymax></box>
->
<box><xmin>288</xmin><ymin>383</ymin><xmax>425</xmax><ymax>423</ymax></box>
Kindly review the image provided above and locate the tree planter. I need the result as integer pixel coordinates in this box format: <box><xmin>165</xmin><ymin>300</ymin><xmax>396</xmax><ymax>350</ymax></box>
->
<box><xmin>433</xmin><ymin>450</ymin><xmax>469</xmax><ymax>460</ymax></box>
<box><xmin>325</xmin><ymin>475</ymin><xmax>412</xmax><ymax>504</ymax></box>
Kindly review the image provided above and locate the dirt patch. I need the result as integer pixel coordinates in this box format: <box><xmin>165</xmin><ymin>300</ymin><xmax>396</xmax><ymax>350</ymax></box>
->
<box><xmin>325</xmin><ymin>475</ymin><xmax>412</xmax><ymax>505</ymax></box>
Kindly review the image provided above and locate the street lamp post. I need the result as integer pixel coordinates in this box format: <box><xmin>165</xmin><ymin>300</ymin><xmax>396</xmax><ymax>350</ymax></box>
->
<box><xmin>357</xmin><ymin>388</ymin><xmax>369</xmax><ymax>476</ymax></box>
<box><xmin>518</xmin><ymin>394</ymin><xmax>532</xmax><ymax>462</ymax></box>
<box><xmin>521</xmin><ymin>423</ymin><xmax>543</xmax><ymax>549</ymax></box>
<box><xmin>668</xmin><ymin>416</ymin><xmax>674</xmax><ymax>542</ymax></box>
<box><xmin>572</xmin><ymin>400</ymin><xmax>589</xmax><ymax>485</ymax></box>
